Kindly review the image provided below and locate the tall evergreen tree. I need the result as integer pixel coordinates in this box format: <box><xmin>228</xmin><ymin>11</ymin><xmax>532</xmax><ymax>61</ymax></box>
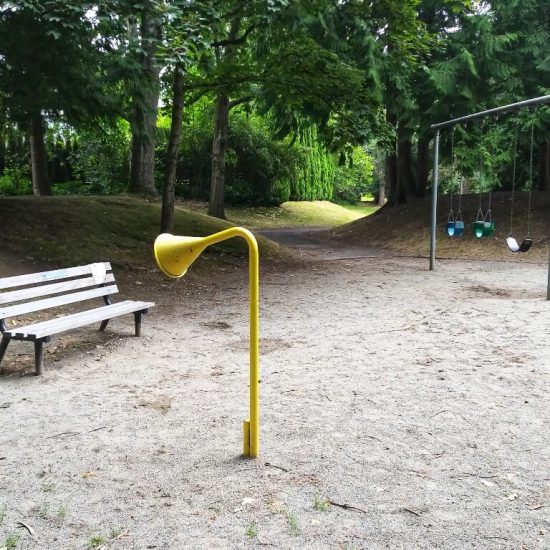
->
<box><xmin>0</xmin><ymin>1</ymin><xmax>109</xmax><ymax>196</ymax></box>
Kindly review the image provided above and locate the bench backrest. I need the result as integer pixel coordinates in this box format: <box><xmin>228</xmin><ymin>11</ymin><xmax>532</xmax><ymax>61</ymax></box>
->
<box><xmin>0</xmin><ymin>263</ymin><xmax>117</xmax><ymax>320</ymax></box>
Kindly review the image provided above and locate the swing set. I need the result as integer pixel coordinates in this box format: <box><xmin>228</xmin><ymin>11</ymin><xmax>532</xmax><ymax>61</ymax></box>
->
<box><xmin>445</xmin><ymin>118</ymin><xmax>534</xmax><ymax>244</ymax></box>
<box><xmin>429</xmin><ymin>94</ymin><xmax>550</xmax><ymax>300</ymax></box>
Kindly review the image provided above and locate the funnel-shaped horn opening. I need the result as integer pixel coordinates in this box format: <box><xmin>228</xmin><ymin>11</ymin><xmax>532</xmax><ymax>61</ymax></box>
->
<box><xmin>154</xmin><ymin>233</ymin><xmax>209</xmax><ymax>278</ymax></box>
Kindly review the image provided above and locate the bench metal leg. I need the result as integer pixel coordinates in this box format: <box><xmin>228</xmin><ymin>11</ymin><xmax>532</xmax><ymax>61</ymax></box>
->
<box><xmin>99</xmin><ymin>319</ymin><xmax>109</xmax><ymax>331</ymax></box>
<box><xmin>134</xmin><ymin>312</ymin><xmax>142</xmax><ymax>337</ymax></box>
<box><xmin>0</xmin><ymin>336</ymin><xmax>10</xmax><ymax>373</ymax></box>
<box><xmin>34</xmin><ymin>340</ymin><xmax>45</xmax><ymax>376</ymax></box>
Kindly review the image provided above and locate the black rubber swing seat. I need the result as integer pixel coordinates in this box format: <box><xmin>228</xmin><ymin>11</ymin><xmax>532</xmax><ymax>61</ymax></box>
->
<box><xmin>506</xmin><ymin>235</ymin><xmax>532</xmax><ymax>253</ymax></box>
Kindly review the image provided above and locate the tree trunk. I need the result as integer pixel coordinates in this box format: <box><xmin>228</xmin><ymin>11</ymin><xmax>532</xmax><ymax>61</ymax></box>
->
<box><xmin>128</xmin><ymin>12</ymin><xmax>161</xmax><ymax>197</ymax></box>
<box><xmin>538</xmin><ymin>141</ymin><xmax>550</xmax><ymax>191</ymax></box>
<box><xmin>207</xmin><ymin>17</ymin><xmax>241</xmax><ymax>219</ymax></box>
<box><xmin>385</xmin><ymin>151</ymin><xmax>398</xmax><ymax>206</ymax></box>
<box><xmin>416</xmin><ymin>136</ymin><xmax>430</xmax><ymax>198</ymax></box>
<box><xmin>208</xmin><ymin>93</ymin><xmax>230</xmax><ymax>219</ymax></box>
<box><xmin>396</xmin><ymin>127</ymin><xmax>415</xmax><ymax>203</ymax></box>
<box><xmin>0</xmin><ymin>128</ymin><xmax>5</xmax><ymax>175</ymax></box>
<box><xmin>161</xmin><ymin>67</ymin><xmax>185</xmax><ymax>233</ymax></box>
<box><xmin>29</xmin><ymin>114</ymin><xmax>51</xmax><ymax>196</ymax></box>
<box><xmin>378</xmin><ymin>179</ymin><xmax>385</xmax><ymax>206</ymax></box>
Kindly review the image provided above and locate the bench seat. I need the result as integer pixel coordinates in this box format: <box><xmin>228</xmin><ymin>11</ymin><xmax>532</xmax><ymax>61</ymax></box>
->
<box><xmin>6</xmin><ymin>300</ymin><xmax>154</xmax><ymax>340</ymax></box>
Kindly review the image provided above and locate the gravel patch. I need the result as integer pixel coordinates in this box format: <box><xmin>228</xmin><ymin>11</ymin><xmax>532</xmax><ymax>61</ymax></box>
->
<box><xmin>1</xmin><ymin>254</ymin><xmax>549</xmax><ymax>549</ymax></box>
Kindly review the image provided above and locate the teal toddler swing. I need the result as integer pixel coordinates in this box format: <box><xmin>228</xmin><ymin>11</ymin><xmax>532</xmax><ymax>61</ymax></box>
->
<box><xmin>506</xmin><ymin>120</ymin><xmax>534</xmax><ymax>253</ymax></box>
<box><xmin>446</xmin><ymin>188</ymin><xmax>464</xmax><ymax>237</ymax></box>
<box><xmin>446</xmin><ymin>130</ymin><xmax>464</xmax><ymax>237</ymax></box>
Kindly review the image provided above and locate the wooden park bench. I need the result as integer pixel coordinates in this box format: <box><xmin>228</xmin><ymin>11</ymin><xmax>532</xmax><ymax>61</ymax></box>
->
<box><xmin>0</xmin><ymin>262</ymin><xmax>154</xmax><ymax>375</ymax></box>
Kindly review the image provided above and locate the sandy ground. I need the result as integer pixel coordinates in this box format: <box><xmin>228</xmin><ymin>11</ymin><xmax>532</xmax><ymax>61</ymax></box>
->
<box><xmin>1</xmin><ymin>240</ymin><xmax>550</xmax><ymax>549</ymax></box>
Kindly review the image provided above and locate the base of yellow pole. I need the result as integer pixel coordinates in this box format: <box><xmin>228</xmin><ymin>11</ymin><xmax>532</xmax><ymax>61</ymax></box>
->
<box><xmin>243</xmin><ymin>419</ymin><xmax>251</xmax><ymax>457</ymax></box>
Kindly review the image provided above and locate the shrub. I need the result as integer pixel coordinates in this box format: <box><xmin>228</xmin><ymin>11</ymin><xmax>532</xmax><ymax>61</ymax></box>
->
<box><xmin>291</xmin><ymin>126</ymin><xmax>335</xmax><ymax>201</ymax></box>
<box><xmin>0</xmin><ymin>168</ymin><xmax>32</xmax><ymax>196</ymax></box>
<box><xmin>70</xmin><ymin>119</ymin><xmax>130</xmax><ymax>194</ymax></box>
<box><xmin>177</xmin><ymin>106</ymin><xmax>302</xmax><ymax>205</ymax></box>
<box><xmin>332</xmin><ymin>146</ymin><xmax>374</xmax><ymax>202</ymax></box>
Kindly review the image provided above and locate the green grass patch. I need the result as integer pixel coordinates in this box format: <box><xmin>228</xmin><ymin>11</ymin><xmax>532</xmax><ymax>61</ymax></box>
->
<box><xmin>183</xmin><ymin>200</ymin><xmax>378</xmax><ymax>229</ymax></box>
<box><xmin>245</xmin><ymin>523</ymin><xmax>257</xmax><ymax>538</ymax></box>
<box><xmin>88</xmin><ymin>535</ymin><xmax>105</xmax><ymax>548</ymax></box>
<box><xmin>2</xmin><ymin>533</ymin><xmax>21</xmax><ymax>550</ymax></box>
<box><xmin>286</xmin><ymin>511</ymin><xmax>300</xmax><ymax>534</ymax></box>
<box><xmin>337</xmin><ymin>202</ymin><xmax>379</xmax><ymax>217</ymax></box>
<box><xmin>313</xmin><ymin>494</ymin><xmax>330</xmax><ymax>511</ymax></box>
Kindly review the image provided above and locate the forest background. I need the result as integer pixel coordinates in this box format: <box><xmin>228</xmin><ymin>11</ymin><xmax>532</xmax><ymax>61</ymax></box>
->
<box><xmin>0</xmin><ymin>0</ymin><xmax>549</xmax><ymax>232</ymax></box>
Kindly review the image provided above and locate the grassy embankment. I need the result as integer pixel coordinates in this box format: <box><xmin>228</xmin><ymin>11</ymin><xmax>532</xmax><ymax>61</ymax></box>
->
<box><xmin>0</xmin><ymin>197</ymin><xmax>376</xmax><ymax>272</ymax></box>
<box><xmin>334</xmin><ymin>191</ymin><xmax>550</xmax><ymax>262</ymax></box>
<box><xmin>0</xmin><ymin>196</ymin><xmax>282</xmax><ymax>271</ymax></box>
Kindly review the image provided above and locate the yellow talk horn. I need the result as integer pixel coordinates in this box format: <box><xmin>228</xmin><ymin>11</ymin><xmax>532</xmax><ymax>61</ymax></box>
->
<box><xmin>153</xmin><ymin>233</ymin><xmax>209</xmax><ymax>278</ymax></box>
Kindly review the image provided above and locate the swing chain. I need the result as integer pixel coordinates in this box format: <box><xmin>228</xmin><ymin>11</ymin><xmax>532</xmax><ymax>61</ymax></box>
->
<box><xmin>482</xmin><ymin>119</ymin><xmax>493</xmax><ymax>223</ymax></box>
<box><xmin>454</xmin><ymin>129</ymin><xmax>463</xmax><ymax>219</ymax></box>
<box><xmin>509</xmin><ymin>120</ymin><xmax>519</xmax><ymax>235</ymax></box>
<box><xmin>527</xmin><ymin>119</ymin><xmax>534</xmax><ymax>238</ymax></box>
<box><xmin>448</xmin><ymin>128</ymin><xmax>455</xmax><ymax>219</ymax></box>
<box><xmin>485</xmin><ymin>188</ymin><xmax>492</xmax><ymax>222</ymax></box>
<box><xmin>476</xmin><ymin>190</ymin><xmax>483</xmax><ymax>221</ymax></box>
<box><xmin>456</xmin><ymin>175</ymin><xmax>463</xmax><ymax>221</ymax></box>
<box><xmin>477</xmin><ymin>120</ymin><xmax>486</xmax><ymax>220</ymax></box>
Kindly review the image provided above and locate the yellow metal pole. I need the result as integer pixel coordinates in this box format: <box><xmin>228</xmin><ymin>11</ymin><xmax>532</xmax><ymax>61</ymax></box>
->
<box><xmin>246</xmin><ymin>231</ymin><xmax>260</xmax><ymax>458</ymax></box>
<box><xmin>154</xmin><ymin>227</ymin><xmax>260</xmax><ymax>457</ymax></box>
<box><xmin>207</xmin><ymin>228</ymin><xmax>259</xmax><ymax>457</ymax></box>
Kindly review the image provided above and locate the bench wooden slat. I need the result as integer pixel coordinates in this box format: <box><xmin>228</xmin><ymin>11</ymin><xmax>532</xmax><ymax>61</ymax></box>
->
<box><xmin>0</xmin><ymin>285</ymin><xmax>118</xmax><ymax>319</ymax></box>
<box><xmin>7</xmin><ymin>301</ymin><xmax>154</xmax><ymax>339</ymax></box>
<box><xmin>8</xmin><ymin>300</ymin><xmax>135</xmax><ymax>334</ymax></box>
<box><xmin>0</xmin><ymin>262</ymin><xmax>112</xmax><ymax>290</ymax></box>
<box><xmin>8</xmin><ymin>300</ymin><xmax>133</xmax><ymax>334</ymax></box>
<box><xmin>0</xmin><ymin>273</ymin><xmax>116</xmax><ymax>305</ymax></box>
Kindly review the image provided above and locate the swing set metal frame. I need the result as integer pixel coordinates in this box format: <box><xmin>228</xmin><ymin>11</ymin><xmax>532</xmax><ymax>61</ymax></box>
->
<box><xmin>429</xmin><ymin>94</ymin><xmax>550</xmax><ymax>300</ymax></box>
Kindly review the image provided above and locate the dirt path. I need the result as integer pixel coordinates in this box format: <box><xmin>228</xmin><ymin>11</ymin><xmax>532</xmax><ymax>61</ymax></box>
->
<box><xmin>259</xmin><ymin>227</ymin><xmax>385</xmax><ymax>261</ymax></box>
<box><xmin>1</xmin><ymin>243</ymin><xmax>549</xmax><ymax>549</ymax></box>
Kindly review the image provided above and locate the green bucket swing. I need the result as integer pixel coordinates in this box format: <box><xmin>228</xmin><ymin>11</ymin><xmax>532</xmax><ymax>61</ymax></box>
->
<box><xmin>473</xmin><ymin>194</ymin><xmax>494</xmax><ymax>238</ymax></box>
<box><xmin>473</xmin><ymin>122</ymin><xmax>495</xmax><ymax>239</ymax></box>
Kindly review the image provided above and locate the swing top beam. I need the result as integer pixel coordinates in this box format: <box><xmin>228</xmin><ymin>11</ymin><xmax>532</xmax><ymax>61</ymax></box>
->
<box><xmin>431</xmin><ymin>94</ymin><xmax>550</xmax><ymax>131</ymax></box>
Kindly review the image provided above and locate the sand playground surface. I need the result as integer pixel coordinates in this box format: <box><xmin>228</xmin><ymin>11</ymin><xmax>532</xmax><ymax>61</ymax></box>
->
<box><xmin>1</xmin><ymin>238</ymin><xmax>549</xmax><ymax>549</ymax></box>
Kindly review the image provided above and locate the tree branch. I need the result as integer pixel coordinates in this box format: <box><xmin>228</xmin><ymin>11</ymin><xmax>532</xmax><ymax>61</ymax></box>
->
<box><xmin>186</xmin><ymin>88</ymin><xmax>211</xmax><ymax>106</ymax></box>
<box><xmin>228</xmin><ymin>95</ymin><xmax>253</xmax><ymax>109</ymax></box>
<box><xmin>212</xmin><ymin>24</ymin><xmax>257</xmax><ymax>47</ymax></box>
<box><xmin>219</xmin><ymin>0</ymin><xmax>253</xmax><ymax>21</ymax></box>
